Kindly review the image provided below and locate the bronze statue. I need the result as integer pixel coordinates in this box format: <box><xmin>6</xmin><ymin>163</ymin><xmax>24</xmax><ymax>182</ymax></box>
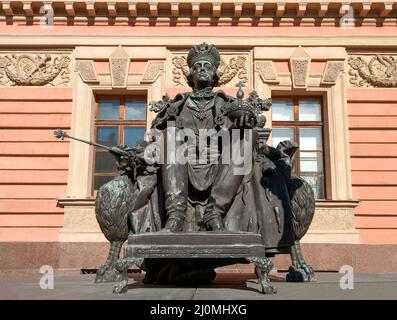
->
<box><xmin>152</xmin><ymin>43</ymin><xmax>261</xmax><ymax>233</ymax></box>
<box><xmin>54</xmin><ymin>43</ymin><xmax>316</xmax><ymax>294</ymax></box>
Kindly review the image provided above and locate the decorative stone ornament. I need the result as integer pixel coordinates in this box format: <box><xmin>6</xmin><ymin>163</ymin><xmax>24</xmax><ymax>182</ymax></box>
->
<box><xmin>348</xmin><ymin>55</ymin><xmax>397</xmax><ymax>88</ymax></box>
<box><xmin>289</xmin><ymin>46</ymin><xmax>311</xmax><ymax>88</ymax></box>
<box><xmin>141</xmin><ymin>61</ymin><xmax>164</xmax><ymax>83</ymax></box>
<box><xmin>321</xmin><ymin>61</ymin><xmax>345</xmax><ymax>84</ymax></box>
<box><xmin>75</xmin><ymin>60</ymin><xmax>98</xmax><ymax>83</ymax></box>
<box><xmin>0</xmin><ymin>53</ymin><xmax>70</xmax><ymax>87</ymax></box>
<box><xmin>109</xmin><ymin>45</ymin><xmax>130</xmax><ymax>88</ymax></box>
<box><xmin>255</xmin><ymin>61</ymin><xmax>279</xmax><ymax>83</ymax></box>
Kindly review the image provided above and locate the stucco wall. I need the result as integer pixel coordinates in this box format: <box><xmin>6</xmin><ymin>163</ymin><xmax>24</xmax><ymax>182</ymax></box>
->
<box><xmin>348</xmin><ymin>88</ymin><xmax>397</xmax><ymax>244</ymax></box>
<box><xmin>0</xmin><ymin>88</ymin><xmax>72</xmax><ymax>241</ymax></box>
<box><xmin>0</xmin><ymin>0</ymin><xmax>396</xmax><ymax>245</ymax></box>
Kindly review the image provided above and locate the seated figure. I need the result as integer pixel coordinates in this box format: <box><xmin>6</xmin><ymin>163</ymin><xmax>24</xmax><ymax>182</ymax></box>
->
<box><xmin>92</xmin><ymin>43</ymin><xmax>316</xmax><ymax>290</ymax></box>
<box><xmin>150</xmin><ymin>43</ymin><xmax>274</xmax><ymax>234</ymax></box>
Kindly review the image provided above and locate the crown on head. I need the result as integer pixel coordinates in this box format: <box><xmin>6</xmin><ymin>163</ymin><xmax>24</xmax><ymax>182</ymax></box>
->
<box><xmin>187</xmin><ymin>42</ymin><xmax>220</xmax><ymax>69</ymax></box>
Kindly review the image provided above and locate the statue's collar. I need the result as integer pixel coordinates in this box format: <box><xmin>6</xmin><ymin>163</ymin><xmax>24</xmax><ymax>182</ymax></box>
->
<box><xmin>191</xmin><ymin>87</ymin><xmax>215</xmax><ymax>99</ymax></box>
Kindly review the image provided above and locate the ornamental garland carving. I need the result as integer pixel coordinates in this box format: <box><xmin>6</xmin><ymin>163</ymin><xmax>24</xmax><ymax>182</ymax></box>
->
<box><xmin>0</xmin><ymin>54</ymin><xmax>70</xmax><ymax>87</ymax></box>
<box><xmin>348</xmin><ymin>55</ymin><xmax>397</xmax><ymax>88</ymax></box>
<box><xmin>172</xmin><ymin>55</ymin><xmax>248</xmax><ymax>87</ymax></box>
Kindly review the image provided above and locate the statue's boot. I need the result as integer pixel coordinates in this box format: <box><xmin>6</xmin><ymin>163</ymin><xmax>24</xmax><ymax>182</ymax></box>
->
<box><xmin>203</xmin><ymin>161</ymin><xmax>246</xmax><ymax>231</ymax></box>
<box><xmin>162</xmin><ymin>213</ymin><xmax>186</xmax><ymax>232</ymax></box>
<box><xmin>161</xmin><ymin>162</ymin><xmax>188</xmax><ymax>232</ymax></box>
<box><xmin>203</xmin><ymin>195</ymin><xmax>226</xmax><ymax>231</ymax></box>
<box><xmin>203</xmin><ymin>191</ymin><xmax>225</xmax><ymax>231</ymax></box>
<box><xmin>161</xmin><ymin>191</ymin><xmax>187</xmax><ymax>232</ymax></box>
<box><xmin>161</xmin><ymin>181</ymin><xmax>188</xmax><ymax>232</ymax></box>
<box><xmin>205</xmin><ymin>216</ymin><xmax>225</xmax><ymax>231</ymax></box>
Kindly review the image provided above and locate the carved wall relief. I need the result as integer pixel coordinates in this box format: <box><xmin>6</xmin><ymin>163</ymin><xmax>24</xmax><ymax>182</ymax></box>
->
<box><xmin>0</xmin><ymin>53</ymin><xmax>70</xmax><ymax>87</ymax></box>
<box><xmin>255</xmin><ymin>61</ymin><xmax>279</xmax><ymax>83</ymax></box>
<box><xmin>289</xmin><ymin>47</ymin><xmax>311</xmax><ymax>88</ymax></box>
<box><xmin>109</xmin><ymin>46</ymin><xmax>130</xmax><ymax>88</ymax></box>
<box><xmin>348</xmin><ymin>55</ymin><xmax>397</xmax><ymax>87</ymax></box>
<box><xmin>75</xmin><ymin>60</ymin><xmax>98</xmax><ymax>83</ymax></box>
<box><xmin>141</xmin><ymin>61</ymin><xmax>164</xmax><ymax>83</ymax></box>
<box><xmin>290</xmin><ymin>59</ymin><xmax>309</xmax><ymax>88</ymax></box>
<box><xmin>322</xmin><ymin>61</ymin><xmax>344</xmax><ymax>84</ymax></box>
<box><xmin>170</xmin><ymin>52</ymin><xmax>249</xmax><ymax>87</ymax></box>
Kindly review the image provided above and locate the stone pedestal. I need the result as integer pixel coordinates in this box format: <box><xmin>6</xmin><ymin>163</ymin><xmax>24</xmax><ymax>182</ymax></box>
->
<box><xmin>113</xmin><ymin>231</ymin><xmax>276</xmax><ymax>294</ymax></box>
<box><xmin>125</xmin><ymin>232</ymin><xmax>267</xmax><ymax>258</ymax></box>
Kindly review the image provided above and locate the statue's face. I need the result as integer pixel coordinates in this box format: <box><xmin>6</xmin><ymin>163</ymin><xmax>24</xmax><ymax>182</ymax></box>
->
<box><xmin>191</xmin><ymin>59</ymin><xmax>216</xmax><ymax>88</ymax></box>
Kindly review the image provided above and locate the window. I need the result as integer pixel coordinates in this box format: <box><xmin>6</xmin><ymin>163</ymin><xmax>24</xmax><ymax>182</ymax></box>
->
<box><xmin>93</xmin><ymin>96</ymin><xmax>147</xmax><ymax>190</ymax></box>
<box><xmin>271</xmin><ymin>98</ymin><xmax>325</xmax><ymax>199</ymax></box>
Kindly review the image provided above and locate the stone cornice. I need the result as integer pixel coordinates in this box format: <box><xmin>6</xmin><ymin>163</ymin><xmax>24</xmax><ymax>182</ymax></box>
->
<box><xmin>0</xmin><ymin>35</ymin><xmax>396</xmax><ymax>48</ymax></box>
<box><xmin>0</xmin><ymin>1</ymin><xmax>396</xmax><ymax>26</ymax></box>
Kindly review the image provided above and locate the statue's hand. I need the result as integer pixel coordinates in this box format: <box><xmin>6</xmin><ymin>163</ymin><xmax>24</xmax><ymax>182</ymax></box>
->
<box><xmin>116</xmin><ymin>144</ymin><xmax>135</xmax><ymax>153</ymax></box>
<box><xmin>110</xmin><ymin>144</ymin><xmax>140</xmax><ymax>175</ymax></box>
<box><xmin>232</xmin><ymin>112</ymin><xmax>256</xmax><ymax>129</ymax></box>
<box><xmin>117</xmin><ymin>153</ymin><xmax>136</xmax><ymax>174</ymax></box>
<box><xmin>116</xmin><ymin>143</ymin><xmax>148</xmax><ymax>162</ymax></box>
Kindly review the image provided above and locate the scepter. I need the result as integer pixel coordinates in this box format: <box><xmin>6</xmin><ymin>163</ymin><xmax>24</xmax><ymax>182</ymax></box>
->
<box><xmin>53</xmin><ymin>128</ymin><xmax>136</xmax><ymax>156</ymax></box>
<box><xmin>53</xmin><ymin>128</ymin><xmax>145</xmax><ymax>178</ymax></box>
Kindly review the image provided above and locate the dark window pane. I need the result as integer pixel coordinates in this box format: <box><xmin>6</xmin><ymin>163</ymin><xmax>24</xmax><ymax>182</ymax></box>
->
<box><xmin>94</xmin><ymin>175</ymin><xmax>117</xmax><ymax>190</ymax></box>
<box><xmin>98</xmin><ymin>99</ymin><xmax>119</xmax><ymax>120</ymax></box>
<box><xmin>96</xmin><ymin>126</ymin><xmax>118</xmax><ymax>147</ymax></box>
<box><xmin>125</xmin><ymin>99</ymin><xmax>146</xmax><ymax>120</ymax></box>
<box><xmin>95</xmin><ymin>152</ymin><xmax>118</xmax><ymax>173</ymax></box>
<box><xmin>124</xmin><ymin>127</ymin><xmax>145</xmax><ymax>147</ymax></box>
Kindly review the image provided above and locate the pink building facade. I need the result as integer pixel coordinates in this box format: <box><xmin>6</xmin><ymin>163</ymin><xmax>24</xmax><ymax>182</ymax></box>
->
<box><xmin>1</xmin><ymin>0</ymin><xmax>397</xmax><ymax>274</ymax></box>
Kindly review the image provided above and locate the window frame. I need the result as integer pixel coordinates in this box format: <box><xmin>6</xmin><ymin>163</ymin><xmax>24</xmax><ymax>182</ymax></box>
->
<box><xmin>93</xmin><ymin>95</ymin><xmax>147</xmax><ymax>191</ymax></box>
<box><xmin>271</xmin><ymin>96</ymin><xmax>327</xmax><ymax>199</ymax></box>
